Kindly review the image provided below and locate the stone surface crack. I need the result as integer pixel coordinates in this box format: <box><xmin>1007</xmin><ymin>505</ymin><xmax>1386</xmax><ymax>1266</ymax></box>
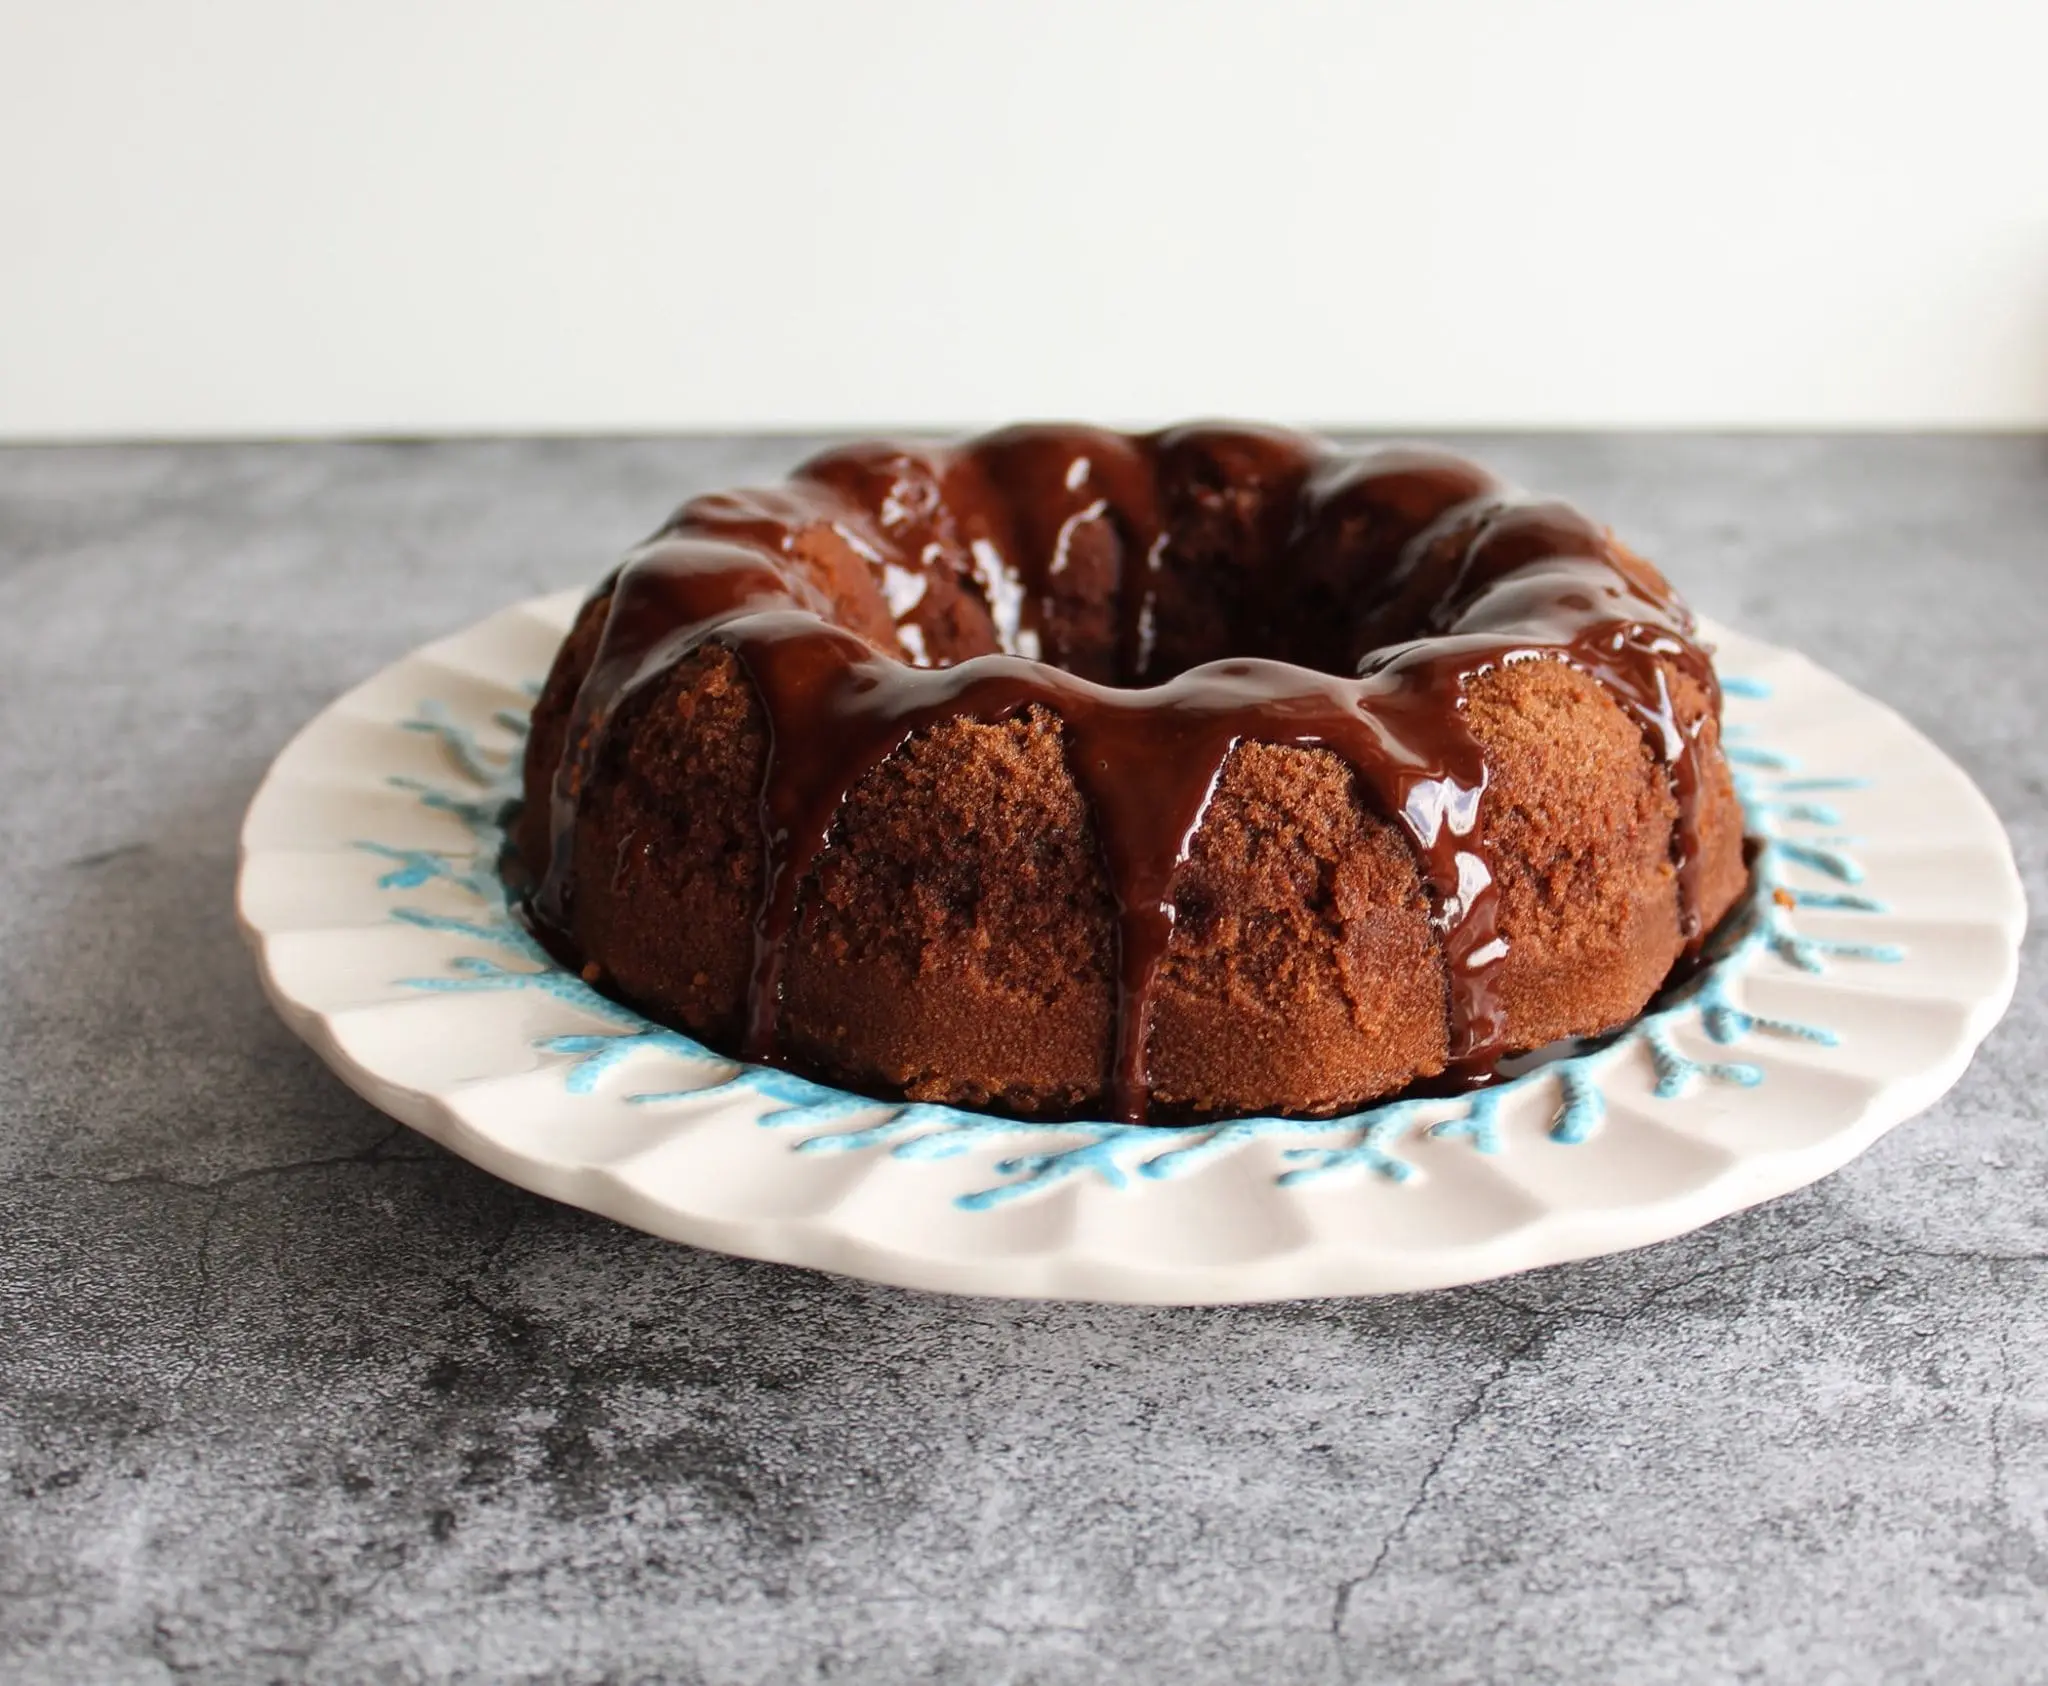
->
<box><xmin>13</xmin><ymin>1126</ymin><xmax>436</xmax><ymax>1194</ymax></box>
<box><xmin>169</xmin><ymin>1189</ymin><xmax>228</xmax><ymax>1396</ymax></box>
<box><xmin>1330</xmin><ymin>1316</ymin><xmax>1543</xmax><ymax>1675</ymax></box>
<box><xmin>1472</xmin><ymin>1237</ymin><xmax>2048</xmax><ymax>1331</ymax></box>
<box><xmin>1480</xmin><ymin>1237</ymin><xmax>1867</xmax><ymax>1322</ymax></box>
<box><xmin>459</xmin><ymin>1281</ymin><xmax>530</xmax><ymax>1342</ymax></box>
<box><xmin>143</xmin><ymin>1614</ymin><xmax>203</xmax><ymax>1680</ymax></box>
<box><xmin>64</xmin><ymin>841</ymin><xmax>147</xmax><ymax>871</ymax></box>
<box><xmin>1889</xmin><ymin>1243</ymin><xmax>2048</xmax><ymax>1267</ymax></box>
<box><xmin>1989</xmin><ymin>1311</ymin><xmax>2017</xmax><ymax>1521</ymax></box>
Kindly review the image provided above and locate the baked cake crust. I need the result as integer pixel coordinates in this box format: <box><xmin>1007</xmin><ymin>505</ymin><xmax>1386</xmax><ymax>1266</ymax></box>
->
<box><xmin>512</xmin><ymin>425</ymin><xmax>1747</xmax><ymax>1124</ymax></box>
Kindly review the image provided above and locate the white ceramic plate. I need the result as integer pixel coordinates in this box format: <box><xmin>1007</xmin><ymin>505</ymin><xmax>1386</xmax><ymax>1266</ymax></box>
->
<box><xmin>238</xmin><ymin>593</ymin><xmax>2025</xmax><ymax>1303</ymax></box>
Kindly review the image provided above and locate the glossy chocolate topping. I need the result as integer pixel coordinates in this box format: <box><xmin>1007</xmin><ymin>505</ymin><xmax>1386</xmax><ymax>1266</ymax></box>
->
<box><xmin>529</xmin><ymin>425</ymin><xmax>1719</xmax><ymax>1124</ymax></box>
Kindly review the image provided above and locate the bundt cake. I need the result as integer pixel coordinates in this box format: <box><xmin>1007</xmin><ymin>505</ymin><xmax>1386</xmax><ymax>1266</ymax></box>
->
<box><xmin>511</xmin><ymin>424</ymin><xmax>1747</xmax><ymax>1125</ymax></box>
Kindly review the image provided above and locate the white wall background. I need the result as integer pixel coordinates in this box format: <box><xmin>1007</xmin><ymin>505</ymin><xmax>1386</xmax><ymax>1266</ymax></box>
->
<box><xmin>3</xmin><ymin>0</ymin><xmax>2046</xmax><ymax>438</ymax></box>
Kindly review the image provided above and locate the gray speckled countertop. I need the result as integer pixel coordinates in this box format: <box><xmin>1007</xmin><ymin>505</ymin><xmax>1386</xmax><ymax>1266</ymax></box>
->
<box><xmin>1</xmin><ymin>435</ymin><xmax>2042</xmax><ymax>1685</ymax></box>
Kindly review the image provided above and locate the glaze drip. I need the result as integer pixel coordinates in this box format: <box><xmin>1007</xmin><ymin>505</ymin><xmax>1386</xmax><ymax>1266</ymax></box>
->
<box><xmin>531</xmin><ymin>426</ymin><xmax>1719</xmax><ymax>1124</ymax></box>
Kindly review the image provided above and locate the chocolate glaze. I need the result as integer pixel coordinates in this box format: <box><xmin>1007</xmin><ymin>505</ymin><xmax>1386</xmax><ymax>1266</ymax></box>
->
<box><xmin>530</xmin><ymin>425</ymin><xmax>1719</xmax><ymax>1124</ymax></box>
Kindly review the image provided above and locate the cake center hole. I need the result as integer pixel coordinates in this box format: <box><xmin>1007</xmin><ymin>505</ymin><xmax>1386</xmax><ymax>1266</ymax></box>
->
<box><xmin>879</xmin><ymin>539</ymin><xmax>1395</xmax><ymax>689</ymax></box>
